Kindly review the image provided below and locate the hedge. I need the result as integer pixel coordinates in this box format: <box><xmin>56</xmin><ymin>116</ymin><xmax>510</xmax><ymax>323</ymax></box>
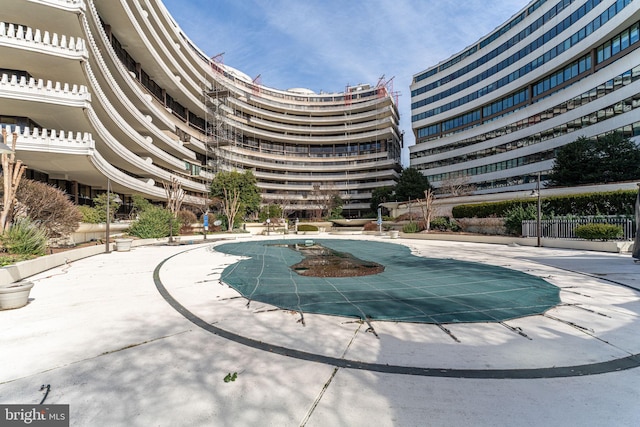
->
<box><xmin>452</xmin><ymin>190</ymin><xmax>636</xmax><ymax>218</ymax></box>
<box><xmin>297</xmin><ymin>224</ymin><xmax>318</xmax><ymax>232</ymax></box>
<box><xmin>574</xmin><ymin>223</ymin><xmax>624</xmax><ymax>240</ymax></box>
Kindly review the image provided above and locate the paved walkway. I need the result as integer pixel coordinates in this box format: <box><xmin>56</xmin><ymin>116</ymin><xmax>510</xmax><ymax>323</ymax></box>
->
<box><xmin>1</xmin><ymin>234</ymin><xmax>639</xmax><ymax>426</ymax></box>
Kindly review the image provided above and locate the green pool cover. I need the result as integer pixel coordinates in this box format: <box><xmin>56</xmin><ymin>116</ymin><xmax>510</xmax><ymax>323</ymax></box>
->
<box><xmin>215</xmin><ymin>239</ymin><xmax>560</xmax><ymax>324</ymax></box>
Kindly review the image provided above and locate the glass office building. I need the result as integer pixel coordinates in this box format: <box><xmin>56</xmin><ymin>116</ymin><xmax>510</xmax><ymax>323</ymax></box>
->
<box><xmin>410</xmin><ymin>0</ymin><xmax>639</xmax><ymax>193</ymax></box>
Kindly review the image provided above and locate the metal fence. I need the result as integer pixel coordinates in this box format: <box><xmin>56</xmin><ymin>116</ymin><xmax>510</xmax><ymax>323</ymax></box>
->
<box><xmin>522</xmin><ymin>216</ymin><xmax>636</xmax><ymax>240</ymax></box>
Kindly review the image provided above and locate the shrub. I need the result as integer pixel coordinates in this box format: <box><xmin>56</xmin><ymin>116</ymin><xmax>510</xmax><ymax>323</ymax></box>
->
<box><xmin>503</xmin><ymin>204</ymin><xmax>538</xmax><ymax>236</ymax></box>
<box><xmin>456</xmin><ymin>217</ymin><xmax>506</xmax><ymax>235</ymax></box>
<box><xmin>430</xmin><ymin>216</ymin><xmax>461</xmax><ymax>232</ymax></box>
<box><xmin>128</xmin><ymin>206</ymin><xmax>179</xmax><ymax>238</ymax></box>
<box><xmin>92</xmin><ymin>193</ymin><xmax>122</xmax><ymax>223</ymax></box>
<box><xmin>297</xmin><ymin>224</ymin><xmax>318</xmax><ymax>232</ymax></box>
<box><xmin>452</xmin><ymin>200</ymin><xmax>535</xmax><ymax>219</ymax></box>
<box><xmin>0</xmin><ymin>218</ymin><xmax>48</xmax><ymax>256</ymax></box>
<box><xmin>363</xmin><ymin>222</ymin><xmax>379</xmax><ymax>231</ymax></box>
<box><xmin>452</xmin><ymin>190</ymin><xmax>636</xmax><ymax>219</ymax></box>
<box><xmin>78</xmin><ymin>205</ymin><xmax>101</xmax><ymax>224</ymax></box>
<box><xmin>15</xmin><ymin>179</ymin><xmax>82</xmax><ymax>237</ymax></box>
<box><xmin>131</xmin><ymin>194</ymin><xmax>153</xmax><ymax>216</ymax></box>
<box><xmin>402</xmin><ymin>222</ymin><xmax>421</xmax><ymax>233</ymax></box>
<box><xmin>574</xmin><ymin>223</ymin><xmax>623</xmax><ymax>240</ymax></box>
<box><xmin>177</xmin><ymin>210</ymin><xmax>197</xmax><ymax>234</ymax></box>
<box><xmin>258</xmin><ymin>205</ymin><xmax>283</xmax><ymax>222</ymax></box>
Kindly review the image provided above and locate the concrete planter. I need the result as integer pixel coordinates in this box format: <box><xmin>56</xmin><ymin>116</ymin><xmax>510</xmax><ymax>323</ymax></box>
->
<box><xmin>0</xmin><ymin>281</ymin><xmax>34</xmax><ymax>310</ymax></box>
<box><xmin>389</xmin><ymin>230</ymin><xmax>399</xmax><ymax>239</ymax></box>
<box><xmin>115</xmin><ymin>238</ymin><xmax>133</xmax><ymax>252</ymax></box>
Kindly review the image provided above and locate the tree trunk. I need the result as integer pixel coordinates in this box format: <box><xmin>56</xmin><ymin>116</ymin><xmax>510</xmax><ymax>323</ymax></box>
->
<box><xmin>1</xmin><ymin>129</ymin><xmax>26</xmax><ymax>232</ymax></box>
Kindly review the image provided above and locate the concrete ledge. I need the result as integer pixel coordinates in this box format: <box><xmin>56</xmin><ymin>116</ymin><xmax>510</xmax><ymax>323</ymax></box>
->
<box><xmin>0</xmin><ymin>244</ymin><xmax>107</xmax><ymax>286</ymax></box>
<box><xmin>398</xmin><ymin>232</ymin><xmax>633</xmax><ymax>253</ymax></box>
<box><xmin>0</xmin><ymin>235</ymin><xmax>247</xmax><ymax>286</ymax></box>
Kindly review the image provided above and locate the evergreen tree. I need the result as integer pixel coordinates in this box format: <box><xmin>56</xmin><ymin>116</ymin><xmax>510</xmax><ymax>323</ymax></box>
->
<box><xmin>548</xmin><ymin>133</ymin><xmax>640</xmax><ymax>186</ymax></box>
<box><xmin>394</xmin><ymin>168</ymin><xmax>431</xmax><ymax>201</ymax></box>
<box><xmin>370</xmin><ymin>186</ymin><xmax>395</xmax><ymax>213</ymax></box>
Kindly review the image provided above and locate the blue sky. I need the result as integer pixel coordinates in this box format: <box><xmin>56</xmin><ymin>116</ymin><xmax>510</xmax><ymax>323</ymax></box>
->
<box><xmin>161</xmin><ymin>0</ymin><xmax>530</xmax><ymax>164</ymax></box>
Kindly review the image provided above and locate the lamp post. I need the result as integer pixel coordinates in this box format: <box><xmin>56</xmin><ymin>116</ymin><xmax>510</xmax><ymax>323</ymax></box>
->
<box><xmin>536</xmin><ymin>172</ymin><xmax>542</xmax><ymax>247</ymax></box>
<box><xmin>105</xmin><ymin>178</ymin><xmax>122</xmax><ymax>253</ymax></box>
<box><xmin>529</xmin><ymin>172</ymin><xmax>542</xmax><ymax>247</ymax></box>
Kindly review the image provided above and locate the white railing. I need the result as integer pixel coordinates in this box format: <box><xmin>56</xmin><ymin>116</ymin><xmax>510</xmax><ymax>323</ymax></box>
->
<box><xmin>1</xmin><ymin>125</ymin><xmax>94</xmax><ymax>153</ymax></box>
<box><xmin>0</xmin><ymin>21</ymin><xmax>87</xmax><ymax>57</ymax></box>
<box><xmin>522</xmin><ymin>216</ymin><xmax>635</xmax><ymax>240</ymax></box>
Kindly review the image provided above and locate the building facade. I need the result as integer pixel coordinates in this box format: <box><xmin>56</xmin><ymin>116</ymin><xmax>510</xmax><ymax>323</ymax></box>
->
<box><xmin>410</xmin><ymin>0</ymin><xmax>640</xmax><ymax>194</ymax></box>
<box><xmin>0</xmin><ymin>0</ymin><xmax>401</xmax><ymax>218</ymax></box>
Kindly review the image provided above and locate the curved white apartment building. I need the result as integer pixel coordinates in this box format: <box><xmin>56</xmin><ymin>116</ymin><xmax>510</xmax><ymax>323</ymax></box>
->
<box><xmin>410</xmin><ymin>0</ymin><xmax>640</xmax><ymax>193</ymax></box>
<box><xmin>0</xmin><ymin>0</ymin><xmax>401</xmax><ymax>217</ymax></box>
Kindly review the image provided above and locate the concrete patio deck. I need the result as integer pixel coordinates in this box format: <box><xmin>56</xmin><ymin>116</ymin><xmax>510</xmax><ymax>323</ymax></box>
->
<box><xmin>1</xmin><ymin>234</ymin><xmax>639</xmax><ymax>426</ymax></box>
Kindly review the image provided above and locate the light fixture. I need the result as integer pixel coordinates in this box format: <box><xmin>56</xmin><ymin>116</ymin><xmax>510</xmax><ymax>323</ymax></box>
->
<box><xmin>532</xmin><ymin>172</ymin><xmax>542</xmax><ymax>247</ymax></box>
<box><xmin>0</xmin><ymin>141</ymin><xmax>14</xmax><ymax>154</ymax></box>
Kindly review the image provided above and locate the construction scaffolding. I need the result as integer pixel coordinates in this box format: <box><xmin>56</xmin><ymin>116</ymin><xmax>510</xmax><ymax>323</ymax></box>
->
<box><xmin>204</xmin><ymin>55</ymin><xmax>242</xmax><ymax>174</ymax></box>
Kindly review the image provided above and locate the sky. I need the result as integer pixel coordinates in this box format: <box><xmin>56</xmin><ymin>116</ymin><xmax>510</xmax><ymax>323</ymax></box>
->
<box><xmin>161</xmin><ymin>0</ymin><xmax>531</xmax><ymax>165</ymax></box>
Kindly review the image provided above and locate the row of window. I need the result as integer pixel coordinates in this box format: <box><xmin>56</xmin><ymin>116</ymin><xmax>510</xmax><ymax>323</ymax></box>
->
<box><xmin>442</xmin><ymin>110</ymin><xmax>481</xmax><ymax>132</ymax></box>
<box><xmin>417</xmin><ymin>88</ymin><xmax>529</xmax><ymax>139</ymax></box>
<box><xmin>417</xmin><ymin>54</ymin><xmax>587</xmax><ymax>140</ymax></box>
<box><xmin>258</xmin><ymin>175</ymin><xmax>388</xmax><ymax>185</ymax></box>
<box><xmin>532</xmin><ymin>54</ymin><xmax>592</xmax><ymax>97</ymax></box>
<box><xmin>413</xmin><ymin>0</ymin><xmax>570</xmax><ymax>93</ymax></box>
<box><xmin>417</xmin><ymin>94</ymin><xmax>640</xmax><ymax>171</ymax></box>
<box><xmin>426</xmin><ymin>119</ymin><xmax>640</xmax><ymax>189</ymax></box>
<box><xmin>411</xmin><ymin>0</ymin><xmax>631</xmax><ymax>123</ymax></box>
<box><xmin>596</xmin><ymin>20</ymin><xmax>640</xmax><ymax>62</ymax></box>
<box><xmin>237</xmin><ymin>139</ymin><xmax>389</xmax><ymax>157</ymax></box>
<box><xmin>483</xmin><ymin>88</ymin><xmax>530</xmax><ymax>118</ymax></box>
<box><xmin>417</xmin><ymin>124</ymin><xmax>439</xmax><ymax>139</ymax></box>
<box><xmin>422</xmin><ymin>149</ymin><xmax>554</xmax><ymax>181</ymax></box>
<box><xmin>413</xmin><ymin>0</ymin><xmax>550</xmax><ymax>83</ymax></box>
<box><xmin>411</xmin><ymin>63</ymin><xmax>640</xmax><ymax>159</ymax></box>
<box><xmin>225</xmin><ymin>146</ymin><xmax>394</xmax><ymax>168</ymax></box>
<box><xmin>412</xmin><ymin>0</ymin><xmax>600</xmax><ymax>107</ymax></box>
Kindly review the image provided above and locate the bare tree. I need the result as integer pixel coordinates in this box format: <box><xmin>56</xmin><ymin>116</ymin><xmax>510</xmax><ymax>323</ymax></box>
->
<box><xmin>1</xmin><ymin>129</ymin><xmax>27</xmax><ymax>232</ymax></box>
<box><xmin>438</xmin><ymin>175</ymin><xmax>476</xmax><ymax>197</ymax></box>
<box><xmin>311</xmin><ymin>183</ymin><xmax>340</xmax><ymax>219</ymax></box>
<box><xmin>263</xmin><ymin>192</ymin><xmax>293</xmax><ymax>219</ymax></box>
<box><xmin>419</xmin><ymin>188</ymin><xmax>436</xmax><ymax>232</ymax></box>
<box><xmin>163</xmin><ymin>177</ymin><xmax>185</xmax><ymax>215</ymax></box>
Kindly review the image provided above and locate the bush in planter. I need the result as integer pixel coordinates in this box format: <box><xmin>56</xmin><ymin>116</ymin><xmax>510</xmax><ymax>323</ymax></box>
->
<box><xmin>0</xmin><ymin>218</ymin><xmax>47</xmax><ymax>256</ymax></box>
<box><xmin>177</xmin><ymin>210</ymin><xmax>197</xmax><ymax>234</ymax></box>
<box><xmin>16</xmin><ymin>179</ymin><xmax>82</xmax><ymax>237</ymax></box>
<box><xmin>402</xmin><ymin>222</ymin><xmax>421</xmax><ymax>233</ymax></box>
<box><xmin>503</xmin><ymin>204</ymin><xmax>538</xmax><ymax>236</ymax></box>
<box><xmin>362</xmin><ymin>222</ymin><xmax>378</xmax><ymax>231</ymax></box>
<box><xmin>430</xmin><ymin>216</ymin><xmax>461</xmax><ymax>232</ymax></box>
<box><xmin>78</xmin><ymin>205</ymin><xmax>101</xmax><ymax>224</ymax></box>
<box><xmin>128</xmin><ymin>206</ymin><xmax>179</xmax><ymax>238</ymax></box>
<box><xmin>297</xmin><ymin>224</ymin><xmax>318</xmax><ymax>232</ymax></box>
<box><xmin>574</xmin><ymin>223</ymin><xmax>623</xmax><ymax>240</ymax></box>
<box><xmin>92</xmin><ymin>192</ymin><xmax>122</xmax><ymax>223</ymax></box>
